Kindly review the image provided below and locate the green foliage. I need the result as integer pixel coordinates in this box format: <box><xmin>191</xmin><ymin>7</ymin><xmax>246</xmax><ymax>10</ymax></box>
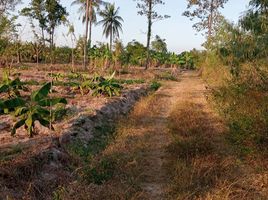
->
<box><xmin>91</xmin><ymin>72</ymin><xmax>122</xmax><ymax>97</ymax></box>
<box><xmin>183</xmin><ymin>0</ymin><xmax>228</xmax><ymax>37</ymax></box>
<box><xmin>98</xmin><ymin>3</ymin><xmax>124</xmax><ymax>50</ymax></box>
<box><xmin>48</xmin><ymin>72</ymin><xmax>64</xmax><ymax>81</ymax></box>
<box><xmin>67</xmin><ymin>123</ymin><xmax>116</xmax><ymax>184</ymax></box>
<box><xmin>151</xmin><ymin>35</ymin><xmax>167</xmax><ymax>53</ymax></box>
<box><xmin>0</xmin><ymin>82</ymin><xmax>67</xmax><ymax>137</ymax></box>
<box><xmin>211</xmin><ymin>66</ymin><xmax>268</xmax><ymax>155</ymax></box>
<box><xmin>78</xmin><ymin>72</ymin><xmax>122</xmax><ymax>97</ymax></box>
<box><xmin>125</xmin><ymin>40</ymin><xmax>147</xmax><ymax>66</ymax></box>
<box><xmin>0</xmin><ymin>71</ymin><xmax>26</xmax><ymax>97</ymax></box>
<box><xmin>84</xmin><ymin>157</ymin><xmax>115</xmax><ymax>185</ymax></box>
<box><xmin>67</xmin><ymin>72</ymin><xmax>87</xmax><ymax>81</ymax></box>
<box><xmin>150</xmin><ymin>81</ymin><xmax>161</xmax><ymax>91</ymax></box>
<box><xmin>178</xmin><ymin>52</ymin><xmax>195</xmax><ymax>69</ymax></box>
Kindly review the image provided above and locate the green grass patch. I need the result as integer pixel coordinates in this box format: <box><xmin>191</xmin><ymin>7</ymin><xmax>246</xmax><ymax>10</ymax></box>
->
<box><xmin>150</xmin><ymin>81</ymin><xmax>161</xmax><ymax>91</ymax></box>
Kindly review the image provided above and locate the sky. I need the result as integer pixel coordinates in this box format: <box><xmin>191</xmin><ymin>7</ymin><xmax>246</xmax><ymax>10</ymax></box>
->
<box><xmin>16</xmin><ymin>0</ymin><xmax>250</xmax><ymax>53</ymax></box>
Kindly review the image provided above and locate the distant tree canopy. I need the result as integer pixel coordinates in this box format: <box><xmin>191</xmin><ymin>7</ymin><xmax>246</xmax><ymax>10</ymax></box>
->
<box><xmin>151</xmin><ymin>35</ymin><xmax>167</xmax><ymax>53</ymax></box>
<box><xmin>0</xmin><ymin>0</ymin><xmax>21</xmax><ymax>15</ymax></box>
<box><xmin>183</xmin><ymin>0</ymin><xmax>228</xmax><ymax>39</ymax></box>
<box><xmin>134</xmin><ymin>0</ymin><xmax>170</xmax><ymax>69</ymax></box>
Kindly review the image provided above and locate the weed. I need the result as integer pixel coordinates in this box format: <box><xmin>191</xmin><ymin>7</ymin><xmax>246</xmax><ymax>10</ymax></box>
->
<box><xmin>150</xmin><ymin>81</ymin><xmax>161</xmax><ymax>91</ymax></box>
<box><xmin>83</xmin><ymin>157</ymin><xmax>116</xmax><ymax>185</ymax></box>
<box><xmin>156</xmin><ymin>71</ymin><xmax>178</xmax><ymax>81</ymax></box>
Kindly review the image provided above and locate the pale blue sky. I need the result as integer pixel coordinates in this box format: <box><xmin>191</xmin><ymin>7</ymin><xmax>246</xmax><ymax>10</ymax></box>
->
<box><xmin>16</xmin><ymin>0</ymin><xmax>250</xmax><ymax>53</ymax></box>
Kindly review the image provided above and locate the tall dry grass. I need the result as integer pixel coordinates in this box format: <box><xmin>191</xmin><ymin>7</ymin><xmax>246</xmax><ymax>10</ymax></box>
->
<box><xmin>166</xmin><ymin>101</ymin><xmax>268</xmax><ymax>200</ymax></box>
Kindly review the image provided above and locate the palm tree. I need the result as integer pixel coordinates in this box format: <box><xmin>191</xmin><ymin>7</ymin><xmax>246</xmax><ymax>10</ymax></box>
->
<box><xmin>71</xmin><ymin>0</ymin><xmax>106</xmax><ymax>69</ymax></box>
<box><xmin>98</xmin><ymin>3</ymin><xmax>123</xmax><ymax>51</ymax></box>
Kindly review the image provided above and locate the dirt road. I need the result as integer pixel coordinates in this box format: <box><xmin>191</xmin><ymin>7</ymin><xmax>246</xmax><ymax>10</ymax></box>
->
<box><xmin>137</xmin><ymin>71</ymin><xmax>214</xmax><ymax>199</ymax></box>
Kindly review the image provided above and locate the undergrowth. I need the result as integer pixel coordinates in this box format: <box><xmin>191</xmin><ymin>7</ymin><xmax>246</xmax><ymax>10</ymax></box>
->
<box><xmin>210</xmin><ymin>65</ymin><xmax>268</xmax><ymax>156</ymax></box>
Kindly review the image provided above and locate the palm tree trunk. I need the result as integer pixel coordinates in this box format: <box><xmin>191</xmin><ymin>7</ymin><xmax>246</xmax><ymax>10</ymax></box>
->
<box><xmin>88</xmin><ymin>0</ymin><xmax>93</xmax><ymax>69</ymax></box>
<box><xmin>145</xmin><ymin>0</ymin><xmax>152</xmax><ymax>70</ymax></box>
<box><xmin>83</xmin><ymin>0</ymin><xmax>90</xmax><ymax>70</ymax></box>
<box><xmin>110</xmin><ymin>29</ymin><xmax>113</xmax><ymax>51</ymax></box>
<box><xmin>88</xmin><ymin>0</ymin><xmax>93</xmax><ymax>49</ymax></box>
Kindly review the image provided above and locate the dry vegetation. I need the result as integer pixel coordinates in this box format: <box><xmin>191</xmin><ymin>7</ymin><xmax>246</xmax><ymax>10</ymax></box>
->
<box><xmin>166</xmin><ymin>96</ymin><xmax>268</xmax><ymax>199</ymax></box>
<box><xmin>59</xmin><ymin>94</ymin><xmax>167</xmax><ymax>199</ymax></box>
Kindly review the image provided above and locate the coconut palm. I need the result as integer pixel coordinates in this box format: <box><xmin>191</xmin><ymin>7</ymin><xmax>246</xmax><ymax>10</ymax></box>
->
<box><xmin>98</xmin><ymin>3</ymin><xmax>123</xmax><ymax>51</ymax></box>
<box><xmin>71</xmin><ymin>0</ymin><xmax>106</xmax><ymax>69</ymax></box>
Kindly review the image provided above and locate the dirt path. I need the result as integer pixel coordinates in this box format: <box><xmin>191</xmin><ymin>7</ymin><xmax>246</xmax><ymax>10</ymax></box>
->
<box><xmin>137</xmin><ymin>71</ymin><xmax>211</xmax><ymax>199</ymax></box>
<box><xmin>62</xmin><ymin>70</ymin><xmax>226</xmax><ymax>200</ymax></box>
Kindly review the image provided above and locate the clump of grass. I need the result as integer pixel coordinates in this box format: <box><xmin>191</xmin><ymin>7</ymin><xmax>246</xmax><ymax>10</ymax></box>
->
<box><xmin>150</xmin><ymin>81</ymin><xmax>161</xmax><ymax>91</ymax></box>
<box><xmin>155</xmin><ymin>71</ymin><xmax>178</xmax><ymax>81</ymax></box>
<box><xmin>67</xmin><ymin>123</ymin><xmax>115</xmax><ymax>162</ymax></box>
<box><xmin>83</xmin><ymin>156</ymin><xmax>116</xmax><ymax>185</ymax></box>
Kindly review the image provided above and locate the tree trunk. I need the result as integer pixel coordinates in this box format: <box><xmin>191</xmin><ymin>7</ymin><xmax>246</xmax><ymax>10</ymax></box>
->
<box><xmin>41</xmin><ymin>28</ymin><xmax>45</xmax><ymax>46</ymax></box>
<box><xmin>83</xmin><ymin>0</ymin><xmax>90</xmax><ymax>70</ymax></box>
<box><xmin>145</xmin><ymin>0</ymin><xmax>152</xmax><ymax>70</ymax></box>
<box><xmin>208</xmin><ymin>0</ymin><xmax>214</xmax><ymax>39</ymax></box>
<box><xmin>89</xmin><ymin>0</ymin><xmax>93</xmax><ymax>49</ymax></box>
<box><xmin>17</xmin><ymin>45</ymin><xmax>21</xmax><ymax>64</ymax></box>
<box><xmin>110</xmin><ymin>29</ymin><xmax>113</xmax><ymax>51</ymax></box>
<box><xmin>37</xmin><ymin>48</ymin><xmax>39</xmax><ymax>67</ymax></box>
<box><xmin>50</xmin><ymin>29</ymin><xmax>55</xmax><ymax>65</ymax></box>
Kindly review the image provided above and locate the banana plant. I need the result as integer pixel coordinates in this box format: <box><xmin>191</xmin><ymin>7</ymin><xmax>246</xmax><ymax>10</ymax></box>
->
<box><xmin>91</xmin><ymin>72</ymin><xmax>122</xmax><ymax>97</ymax></box>
<box><xmin>0</xmin><ymin>71</ymin><xmax>27</xmax><ymax>97</ymax></box>
<box><xmin>48</xmin><ymin>72</ymin><xmax>64</xmax><ymax>81</ymax></box>
<box><xmin>0</xmin><ymin>82</ymin><xmax>67</xmax><ymax>137</ymax></box>
<box><xmin>0</xmin><ymin>97</ymin><xmax>25</xmax><ymax>115</ymax></box>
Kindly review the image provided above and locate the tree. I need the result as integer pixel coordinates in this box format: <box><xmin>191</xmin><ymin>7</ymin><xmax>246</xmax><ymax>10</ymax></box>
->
<box><xmin>21</xmin><ymin>0</ymin><xmax>68</xmax><ymax>64</ymax></box>
<box><xmin>98</xmin><ymin>3</ymin><xmax>124</xmax><ymax>51</ymax></box>
<box><xmin>151</xmin><ymin>35</ymin><xmax>167</xmax><ymax>53</ymax></box>
<box><xmin>134</xmin><ymin>0</ymin><xmax>169</xmax><ymax>69</ymax></box>
<box><xmin>21</xmin><ymin>0</ymin><xmax>47</xmax><ymax>45</ymax></box>
<box><xmin>71</xmin><ymin>0</ymin><xmax>106</xmax><ymax>48</ymax></box>
<box><xmin>126</xmin><ymin>40</ymin><xmax>147</xmax><ymax>66</ymax></box>
<box><xmin>183</xmin><ymin>0</ymin><xmax>228</xmax><ymax>40</ymax></box>
<box><xmin>45</xmin><ymin>0</ymin><xmax>68</xmax><ymax>51</ymax></box>
<box><xmin>72</xmin><ymin>0</ymin><xmax>106</xmax><ymax>69</ymax></box>
<box><xmin>0</xmin><ymin>0</ymin><xmax>21</xmax><ymax>15</ymax></box>
<box><xmin>67</xmin><ymin>24</ymin><xmax>77</xmax><ymax>71</ymax></box>
<box><xmin>113</xmin><ymin>39</ymin><xmax>124</xmax><ymax>67</ymax></box>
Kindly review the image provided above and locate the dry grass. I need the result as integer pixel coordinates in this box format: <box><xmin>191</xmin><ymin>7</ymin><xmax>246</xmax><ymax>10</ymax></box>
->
<box><xmin>166</xmin><ymin>101</ymin><xmax>268</xmax><ymax>200</ymax></box>
<box><xmin>59</xmin><ymin>94</ymin><xmax>163</xmax><ymax>200</ymax></box>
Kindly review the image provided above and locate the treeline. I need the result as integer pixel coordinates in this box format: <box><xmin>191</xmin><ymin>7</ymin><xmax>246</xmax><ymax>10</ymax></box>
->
<box><xmin>0</xmin><ymin>0</ymin><xmax>198</xmax><ymax>70</ymax></box>
<box><xmin>0</xmin><ymin>36</ymin><xmax>196</xmax><ymax>69</ymax></box>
